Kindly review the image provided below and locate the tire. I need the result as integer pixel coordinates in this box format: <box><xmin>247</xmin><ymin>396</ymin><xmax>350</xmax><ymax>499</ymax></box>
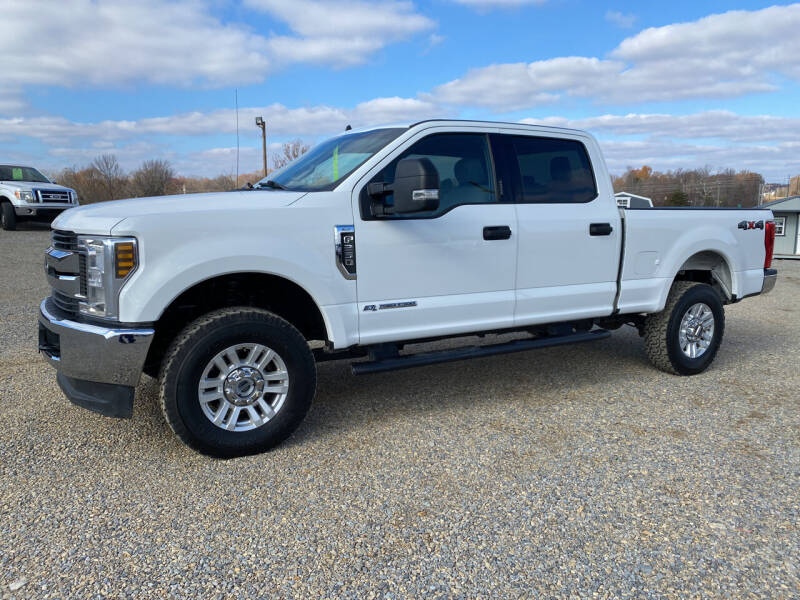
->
<box><xmin>643</xmin><ymin>281</ymin><xmax>725</xmax><ymax>375</ymax></box>
<box><xmin>159</xmin><ymin>307</ymin><xmax>316</xmax><ymax>457</ymax></box>
<box><xmin>1</xmin><ymin>202</ymin><xmax>16</xmax><ymax>231</ymax></box>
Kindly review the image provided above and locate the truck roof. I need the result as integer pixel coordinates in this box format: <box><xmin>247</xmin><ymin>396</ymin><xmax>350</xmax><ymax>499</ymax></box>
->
<box><xmin>344</xmin><ymin>119</ymin><xmax>590</xmax><ymax>138</ymax></box>
<box><xmin>408</xmin><ymin>119</ymin><xmax>586</xmax><ymax>134</ymax></box>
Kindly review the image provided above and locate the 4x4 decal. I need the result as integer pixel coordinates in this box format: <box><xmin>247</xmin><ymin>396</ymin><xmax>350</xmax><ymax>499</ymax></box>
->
<box><xmin>738</xmin><ymin>220</ymin><xmax>764</xmax><ymax>230</ymax></box>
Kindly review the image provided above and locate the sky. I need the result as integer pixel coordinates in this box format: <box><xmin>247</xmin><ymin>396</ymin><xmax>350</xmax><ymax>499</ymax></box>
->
<box><xmin>1</xmin><ymin>0</ymin><xmax>799</xmax><ymax>182</ymax></box>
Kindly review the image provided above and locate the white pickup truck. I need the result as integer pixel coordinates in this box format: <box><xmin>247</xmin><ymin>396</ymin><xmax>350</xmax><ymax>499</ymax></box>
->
<box><xmin>38</xmin><ymin>120</ymin><xmax>778</xmax><ymax>456</ymax></box>
<box><xmin>1</xmin><ymin>164</ymin><xmax>79</xmax><ymax>230</ymax></box>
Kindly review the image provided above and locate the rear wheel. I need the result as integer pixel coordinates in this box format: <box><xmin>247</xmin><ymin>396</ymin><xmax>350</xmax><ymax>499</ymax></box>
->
<box><xmin>1</xmin><ymin>202</ymin><xmax>16</xmax><ymax>231</ymax></box>
<box><xmin>159</xmin><ymin>307</ymin><xmax>316</xmax><ymax>457</ymax></box>
<box><xmin>643</xmin><ymin>281</ymin><xmax>725</xmax><ymax>375</ymax></box>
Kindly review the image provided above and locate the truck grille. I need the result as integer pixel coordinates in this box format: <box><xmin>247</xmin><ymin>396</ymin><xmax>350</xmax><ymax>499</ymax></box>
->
<box><xmin>36</xmin><ymin>189</ymin><xmax>72</xmax><ymax>203</ymax></box>
<box><xmin>52</xmin><ymin>290</ymin><xmax>81</xmax><ymax>314</ymax></box>
<box><xmin>47</xmin><ymin>230</ymin><xmax>84</xmax><ymax>317</ymax></box>
<box><xmin>52</xmin><ymin>230</ymin><xmax>79</xmax><ymax>251</ymax></box>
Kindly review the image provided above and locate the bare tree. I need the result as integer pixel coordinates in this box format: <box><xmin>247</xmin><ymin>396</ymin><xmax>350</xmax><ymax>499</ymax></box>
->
<box><xmin>131</xmin><ymin>159</ymin><xmax>175</xmax><ymax>198</ymax></box>
<box><xmin>91</xmin><ymin>154</ymin><xmax>128</xmax><ymax>200</ymax></box>
<box><xmin>612</xmin><ymin>166</ymin><xmax>764</xmax><ymax>207</ymax></box>
<box><xmin>271</xmin><ymin>139</ymin><xmax>310</xmax><ymax>171</ymax></box>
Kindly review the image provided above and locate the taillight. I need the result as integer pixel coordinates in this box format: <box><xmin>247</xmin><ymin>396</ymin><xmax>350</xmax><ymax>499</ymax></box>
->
<box><xmin>764</xmin><ymin>221</ymin><xmax>776</xmax><ymax>269</ymax></box>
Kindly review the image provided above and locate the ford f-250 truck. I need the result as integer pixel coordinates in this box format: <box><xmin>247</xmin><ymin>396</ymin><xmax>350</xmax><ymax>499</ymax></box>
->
<box><xmin>1</xmin><ymin>164</ymin><xmax>79</xmax><ymax>230</ymax></box>
<box><xmin>38</xmin><ymin>120</ymin><xmax>778</xmax><ymax>457</ymax></box>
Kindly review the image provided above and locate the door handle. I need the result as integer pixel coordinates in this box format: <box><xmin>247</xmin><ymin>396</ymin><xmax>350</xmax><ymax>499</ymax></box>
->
<box><xmin>483</xmin><ymin>225</ymin><xmax>512</xmax><ymax>241</ymax></box>
<box><xmin>589</xmin><ymin>223</ymin><xmax>613</xmax><ymax>236</ymax></box>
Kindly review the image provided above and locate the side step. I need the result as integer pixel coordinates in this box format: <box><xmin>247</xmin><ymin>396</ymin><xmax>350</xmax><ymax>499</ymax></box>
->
<box><xmin>351</xmin><ymin>329</ymin><xmax>611</xmax><ymax>375</ymax></box>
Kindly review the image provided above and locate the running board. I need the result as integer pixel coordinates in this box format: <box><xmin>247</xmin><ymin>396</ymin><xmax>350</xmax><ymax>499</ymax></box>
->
<box><xmin>351</xmin><ymin>329</ymin><xmax>611</xmax><ymax>375</ymax></box>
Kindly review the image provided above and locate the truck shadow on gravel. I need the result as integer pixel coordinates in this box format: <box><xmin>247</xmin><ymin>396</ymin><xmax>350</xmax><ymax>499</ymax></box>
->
<box><xmin>127</xmin><ymin>319</ymin><xmax>776</xmax><ymax>453</ymax></box>
<box><xmin>290</xmin><ymin>323</ymin><xmax>770</xmax><ymax>448</ymax></box>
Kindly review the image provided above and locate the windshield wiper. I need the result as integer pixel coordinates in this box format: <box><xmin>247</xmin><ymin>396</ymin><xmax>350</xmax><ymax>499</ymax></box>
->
<box><xmin>258</xmin><ymin>180</ymin><xmax>288</xmax><ymax>190</ymax></box>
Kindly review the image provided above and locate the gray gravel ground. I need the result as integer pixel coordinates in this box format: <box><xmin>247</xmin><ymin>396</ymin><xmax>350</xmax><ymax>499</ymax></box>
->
<box><xmin>1</xmin><ymin>226</ymin><xmax>798</xmax><ymax>599</ymax></box>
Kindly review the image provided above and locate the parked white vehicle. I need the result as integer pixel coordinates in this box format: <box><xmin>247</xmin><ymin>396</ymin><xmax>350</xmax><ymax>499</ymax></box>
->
<box><xmin>0</xmin><ymin>164</ymin><xmax>78</xmax><ymax>230</ymax></box>
<box><xmin>38</xmin><ymin>120</ymin><xmax>778</xmax><ymax>456</ymax></box>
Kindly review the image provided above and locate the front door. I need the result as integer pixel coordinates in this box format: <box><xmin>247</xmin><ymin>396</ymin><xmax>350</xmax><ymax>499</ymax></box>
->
<box><xmin>352</xmin><ymin>131</ymin><xmax>517</xmax><ymax>345</ymax></box>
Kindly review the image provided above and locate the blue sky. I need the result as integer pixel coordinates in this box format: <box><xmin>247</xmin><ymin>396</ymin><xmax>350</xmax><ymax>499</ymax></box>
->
<box><xmin>2</xmin><ymin>0</ymin><xmax>799</xmax><ymax>181</ymax></box>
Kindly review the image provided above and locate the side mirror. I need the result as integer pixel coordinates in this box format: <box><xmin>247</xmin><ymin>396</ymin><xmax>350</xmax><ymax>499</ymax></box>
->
<box><xmin>392</xmin><ymin>157</ymin><xmax>439</xmax><ymax>213</ymax></box>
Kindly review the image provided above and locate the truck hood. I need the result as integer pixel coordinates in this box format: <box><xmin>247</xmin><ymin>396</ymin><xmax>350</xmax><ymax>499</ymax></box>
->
<box><xmin>1</xmin><ymin>180</ymin><xmax>74</xmax><ymax>192</ymax></box>
<box><xmin>52</xmin><ymin>190</ymin><xmax>308</xmax><ymax>235</ymax></box>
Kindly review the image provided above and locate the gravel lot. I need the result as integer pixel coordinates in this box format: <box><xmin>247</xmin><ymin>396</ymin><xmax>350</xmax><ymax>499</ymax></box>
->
<box><xmin>1</xmin><ymin>226</ymin><xmax>798</xmax><ymax>599</ymax></box>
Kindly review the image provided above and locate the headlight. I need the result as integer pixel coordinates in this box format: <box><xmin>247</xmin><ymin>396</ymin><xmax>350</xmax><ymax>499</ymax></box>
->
<box><xmin>77</xmin><ymin>236</ymin><xmax>138</xmax><ymax>319</ymax></box>
<box><xmin>14</xmin><ymin>190</ymin><xmax>34</xmax><ymax>202</ymax></box>
<box><xmin>71</xmin><ymin>191</ymin><xmax>79</xmax><ymax>204</ymax></box>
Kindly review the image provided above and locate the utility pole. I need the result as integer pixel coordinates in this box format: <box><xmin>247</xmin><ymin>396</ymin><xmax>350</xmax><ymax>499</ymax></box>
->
<box><xmin>256</xmin><ymin>116</ymin><xmax>267</xmax><ymax>178</ymax></box>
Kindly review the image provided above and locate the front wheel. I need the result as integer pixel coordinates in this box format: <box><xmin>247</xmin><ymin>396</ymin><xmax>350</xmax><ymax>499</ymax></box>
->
<box><xmin>1</xmin><ymin>202</ymin><xmax>16</xmax><ymax>231</ymax></box>
<box><xmin>643</xmin><ymin>282</ymin><xmax>725</xmax><ymax>375</ymax></box>
<box><xmin>159</xmin><ymin>307</ymin><xmax>316</xmax><ymax>457</ymax></box>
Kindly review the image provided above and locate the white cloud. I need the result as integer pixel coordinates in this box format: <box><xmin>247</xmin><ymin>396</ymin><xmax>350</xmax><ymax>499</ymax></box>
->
<box><xmin>522</xmin><ymin>111</ymin><xmax>800</xmax><ymax>143</ymax></box>
<box><xmin>434</xmin><ymin>4</ymin><xmax>800</xmax><ymax>110</ymax></box>
<box><xmin>520</xmin><ymin>111</ymin><xmax>800</xmax><ymax>180</ymax></box>
<box><xmin>605</xmin><ymin>10</ymin><xmax>636</xmax><ymax>29</ymax></box>
<box><xmin>0</xmin><ymin>0</ymin><xmax>434</xmax><ymax>115</ymax></box>
<box><xmin>245</xmin><ymin>0</ymin><xmax>433</xmax><ymax>66</ymax></box>
<box><xmin>433</xmin><ymin>58</ymin><xmax>619</xmax><ymax>110</ymax></box>
<box><xmin>597</xmin><ymin>139</ymin><xmax>800</xmax><ymax>181</ymax></box>
<box><xmin>0</xmin><ymin>97</ymin><xmax>441</xmax><ymax>145</ymax></box>
<box><xmin>2</xmin><ymin>1</ymin><xmax>271</xmax><ymax>90</ymax></box>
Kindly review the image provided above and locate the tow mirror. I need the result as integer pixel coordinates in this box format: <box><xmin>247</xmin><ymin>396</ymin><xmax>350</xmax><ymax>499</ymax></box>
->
<box><xmin>392</xmin><ymin>158</ymin><xmax>439</xmax><ymax>213</ymax></box>
<box><xmin>368</xmin><ymin>157</ymin><xmax>440</xmax><ymax>215</ymax></box>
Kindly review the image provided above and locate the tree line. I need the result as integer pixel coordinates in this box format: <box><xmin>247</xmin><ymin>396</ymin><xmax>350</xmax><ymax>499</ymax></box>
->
<box><xmin>54</xmin><ymin>149</ymin><xmax>774</xmax><ymax>208</ymax></box>
<box><xmin>612</xmin><ymin>166</ymin><xmax>765</xmax><ymax>207</ymax></box>
<box><xmin>54</xmin><ymin>140</ymin><xmax>310</xmax><ymax>204</ymax></box>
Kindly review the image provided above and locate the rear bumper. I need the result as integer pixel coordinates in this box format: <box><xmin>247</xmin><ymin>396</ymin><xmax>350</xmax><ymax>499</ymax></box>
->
<box><xmin>38</xmin><ymin>298</ymin><xmax>154</xmax><ymax>417</ymax></box>
<box><xmin>762</xmin><ymin>268</ymin><xmax>777</xmax><ymax>295</ymax></box>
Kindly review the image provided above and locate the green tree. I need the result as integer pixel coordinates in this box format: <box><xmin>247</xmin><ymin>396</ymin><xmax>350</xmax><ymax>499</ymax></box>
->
<box><xmin>667</xmin><ymin>190</ymin><xmax>689</xmax><ymax>206</ymax></box>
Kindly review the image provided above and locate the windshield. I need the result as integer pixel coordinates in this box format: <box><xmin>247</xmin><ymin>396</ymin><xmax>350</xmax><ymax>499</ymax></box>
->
<box><xmin>0</xmin><ymin>165</ymin><xmax>50</xmax><ymax>183</ymax></box>
<box><xmin>257</xmin><ymin>128</ymin><xmax>406</xmax><ymax>191</ymax></box>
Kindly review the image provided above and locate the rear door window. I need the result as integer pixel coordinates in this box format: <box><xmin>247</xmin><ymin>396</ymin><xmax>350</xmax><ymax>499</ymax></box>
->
<box><xmin>508</xmin><ymin>136</ymin><xmax>597</xmax><ymax>203</ymax></box>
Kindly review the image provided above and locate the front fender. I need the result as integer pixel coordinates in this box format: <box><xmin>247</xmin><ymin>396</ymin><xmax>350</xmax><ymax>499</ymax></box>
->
<box><xmin>111</xmin><ymin>204</ymin><xmax>356</xmax><ymax>327</ymax></box>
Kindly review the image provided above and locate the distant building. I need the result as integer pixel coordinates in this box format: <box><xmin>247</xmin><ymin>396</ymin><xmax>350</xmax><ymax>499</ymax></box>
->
<box><xmin>615</xmin><ymin>192</ymin><xmax>653</xmax><ymax>208</ymax></box>
<box><xmin>764</xmin><ymin>196</ymin><xmax>800</xmax><ymax>257</ymax></box>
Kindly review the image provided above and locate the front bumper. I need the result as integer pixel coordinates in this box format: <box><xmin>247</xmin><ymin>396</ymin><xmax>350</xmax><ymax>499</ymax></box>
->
<box><xmin>38</xmin><ymin>298</ymin><xmax>154</xmax><ymax>417</ymax></box>
<box><xmin>14</xmin><ymin>202</ymin><xmax>74</xmax><ymax>217</ymax></box>
<box><xmin>762</xmin><ymin>268</ymin><xmax>777</xmax><ymax>295</ymax></box>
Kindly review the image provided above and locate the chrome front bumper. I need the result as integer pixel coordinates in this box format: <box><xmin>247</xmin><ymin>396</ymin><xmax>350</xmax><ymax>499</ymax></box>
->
<box><xmin>38</xmin><ymin>298</ymin><xmax>154</xmax><ymax>416</ymax></box>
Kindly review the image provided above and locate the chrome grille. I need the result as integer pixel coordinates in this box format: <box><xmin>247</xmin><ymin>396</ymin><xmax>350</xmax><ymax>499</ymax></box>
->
<box><xmin>52</xmin><ymin>230</ymin><xmax>79</xmax><ymax>252</ymax></box>
<box><xmin>52</xmin><ymin>290</ymin><xmax>80</xmax><ymax>314</ymax></box>
<box><xmin>48</xmin><ymin>230</ymin><xmax>83</xmax><ymax>317</ymax></box>
<box><xmin>36</xmin><ymin>189</ymin><xmax>72</xmax><ymax>203</ymax></box>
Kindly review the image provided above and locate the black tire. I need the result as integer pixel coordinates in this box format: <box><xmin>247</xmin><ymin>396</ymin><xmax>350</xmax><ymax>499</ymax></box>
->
<box><xmin>159</xmin><ymin>307</ymin><xmax>316</xmax><ymax>457</ymax></box>
<box><xmin>1</xmin><ymin>201</ymin><xmax>16</xmax><ymax>231</ymax></box>
<box><xmin>643</xmin><ymin>281</ymin><xmax>725</xmax><ymax>375</ymax></box>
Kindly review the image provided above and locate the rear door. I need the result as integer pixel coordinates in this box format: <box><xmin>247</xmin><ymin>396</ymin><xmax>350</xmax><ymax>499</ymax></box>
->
<box><xmin>497</xmin><ymin>132</ymin><xmax>622</xmax><ymax>326</ymax></box>
<box><xmin>352</xmin><ymin>129</ymin><xmax>517</xmax><ymax>345</ymax></box>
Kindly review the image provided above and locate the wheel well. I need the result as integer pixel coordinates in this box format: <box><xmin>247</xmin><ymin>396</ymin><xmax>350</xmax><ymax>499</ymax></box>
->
<box><xmin>144</xmin><ymin>273</ymin><xmax>328</xmax><ymax>376</ymax></box>
<box><xmin>674</xmin><ymin>251</ymin><xmax>733</xmax><ymax>302</ymax></box>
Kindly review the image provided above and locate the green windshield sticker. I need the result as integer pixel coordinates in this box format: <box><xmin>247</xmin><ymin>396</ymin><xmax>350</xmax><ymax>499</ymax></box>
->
<box><xmin>332</xmin><ymin>146</ymin><xmax>339</xmax><ymax>181</ymax></box>
<box><xmin>12</xmin><ymin>167</ymin><xmax>23</xmax><ymax>180</ymax></box>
